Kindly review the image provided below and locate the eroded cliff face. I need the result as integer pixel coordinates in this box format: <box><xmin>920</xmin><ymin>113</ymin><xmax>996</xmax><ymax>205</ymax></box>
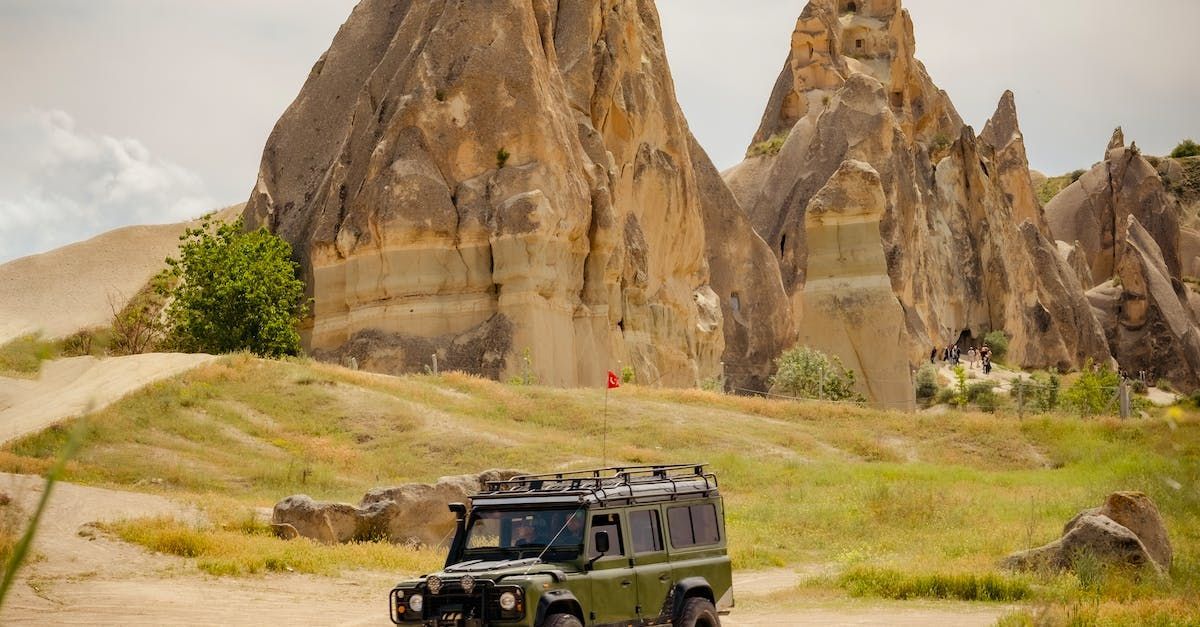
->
<box><xmin>1046</xmin><ymin>133</ymin><xmax>1200</xmax><ymax>392</ymax></box>
<box><xmin>244</xmin><ymin>0</ymin><xmax>789</xmax><ymax>389</ymax></box>
<box><xmin>724</xmin><ymin>0</ymin><xmax>1110</xmax><ymax>406</ymax></box>
<box><xmin>1046</xmin><ymin>133</ymin><xmax>1182</xmax><ymax>286</ymax></box>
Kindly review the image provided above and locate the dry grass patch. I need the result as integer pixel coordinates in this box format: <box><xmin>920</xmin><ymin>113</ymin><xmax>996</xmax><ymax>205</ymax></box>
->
<box><xmin>102</xmin><ymin>516</ymin><xmax>442</xmax><ymax>577</ymax></box>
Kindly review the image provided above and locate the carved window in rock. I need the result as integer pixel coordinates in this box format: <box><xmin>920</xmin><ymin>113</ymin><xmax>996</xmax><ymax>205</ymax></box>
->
<box><xmin>856</xmin><ymin>39</ymin><xmax>864</xmax><ymax>49</ymax></box>
<box><xmin>730</xmin><ymin>292</ymin><xmax>741</xmax><ymax>314</ymax></box>
<box><xmin>890</xmin><ymin>91</ymin><xmax>904</xmax><ymax>109</ymax></box>
<box><xmin>846</xmin><ymin>1</ymin><xmax>857</xmax><ymax>13</ymax></box>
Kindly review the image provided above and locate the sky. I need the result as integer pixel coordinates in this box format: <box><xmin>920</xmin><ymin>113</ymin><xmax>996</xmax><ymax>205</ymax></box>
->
<box><xmin>1</xmin><ymin>0</ymin><xmax>1197</xmax><ymax>262</ymax></box>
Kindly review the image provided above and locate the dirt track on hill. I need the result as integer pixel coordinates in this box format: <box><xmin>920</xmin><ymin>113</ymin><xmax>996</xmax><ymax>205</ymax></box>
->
<box><xmin>0</xmin><ymin>473</ymin><xmax>1010</xmax><ymax>626</ymax></box>
<box><xmin>0</xmin><ymin>353</ymin><xmax>216</xmax><ymax>444</ymax></box>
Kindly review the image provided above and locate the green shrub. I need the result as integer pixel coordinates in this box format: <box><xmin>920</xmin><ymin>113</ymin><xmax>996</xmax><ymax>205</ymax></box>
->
<box><xmin>1069</xmin><ymin>169</ymin><xmax>1086</xmax><ymax>183</ymax></box>
<box><xmin>620</xmin><ymin>365</ymin><xmax>636</xmax><ymax>384</ymax></box>
<box><xmin>1170</xmin><ymin>139</ymin><xmax>1200</xmax><ymax>159</ymax></box>
<box><xmin>769</xmin><ymin>345</ymin><xmax>864</xmax><ymax>403</ymax></box>
<box><xmin>966</xmin><ymin>381</ymin><xmax>994</xmax><ymax>402</ymax></box>
<box><xmin>1061</xmin><ymin>360</ymin><xmax>1120</xmax><ymax>416</ymax></box>
<box><xmin>496</xmin><ymin>147</ymin><xmax>510</xmax><ymax>169</ymax></box>
<box><xmin>0</xmin><ymin>334</ymin><xmax>60</xmax><ymax>375</ymax></box>
<box><xmin>914</xmin><ymin>364</ymin><xmax>939</xmax><ymax>401</ymax></box>
<box><xmin>162</xmin><ymin>216</ymin><xmax>307</xmax><ymax>358</ymax></box>
<box><xmin>983</xmin><ymin>330</ymin><xmax>1010</xmax><ymax>362</ymax></box>
<box><xmin>747</xmin><ymin>131</ymin><xmax>790</xmax><ymax>158</ymax></box>
<box><xmin>934</xmin><ymin>386</ymin><xmax>956</xmax><ymax>405</ymax></box>
<box><xmin>111</xmin><ymin>274</ymin><xmax>172</xmax><ymax>356</ymax></box>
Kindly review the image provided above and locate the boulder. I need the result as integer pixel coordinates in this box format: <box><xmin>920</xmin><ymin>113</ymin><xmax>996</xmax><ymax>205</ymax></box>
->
<box><xmin>271</xmin><ymin>495</ymin><xmax>360</xmax><ymax>544</ymax></box>
<box><xmin>1003</xmin><ymin>492</ymin><xmax>1171</xmax><ymax>575</ymax></box>
<box><xmin>244</xmin><ymin>0</ymin><xmax>797</xmax><ymax>389</ymax></box>
<box><xmin>272</xmin><ymin>469</ymin><xmax>525</xmax><ymax>546</ymax></box>
<box><xmin>1063</xmin><ymin>491</ymin><xmax>1172</xmax><ymax>571</ymax></box>
<box><xmin>1004</xmin><ymin>514</ymin><xmax>1162</xmax><ymax>575</ymax></box>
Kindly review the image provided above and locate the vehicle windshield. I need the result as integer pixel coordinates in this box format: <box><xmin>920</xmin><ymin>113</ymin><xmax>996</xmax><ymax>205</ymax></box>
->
<box><xmin>462</xmin><ymin>507</ymin><xmax>586</xmax><ymax>561</ymax></box>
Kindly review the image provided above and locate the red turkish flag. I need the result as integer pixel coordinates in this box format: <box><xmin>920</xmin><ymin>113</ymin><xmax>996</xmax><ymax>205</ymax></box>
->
<box><xmin>607</xmin><ymin>370</ymin><xmax>620</xmax><ymax>389</ymax></box>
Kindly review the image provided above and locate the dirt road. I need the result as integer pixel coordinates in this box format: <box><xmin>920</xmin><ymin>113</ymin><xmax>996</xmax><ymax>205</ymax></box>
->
<box><xmin>0</xmin><ymin>472</ymin><xmax>1010</xmax><ymax>626</ymax></box>
<box><xmin>0</xmin><ymin>353</ymin><xmax>216</xmax><ymax>444</ymax></box>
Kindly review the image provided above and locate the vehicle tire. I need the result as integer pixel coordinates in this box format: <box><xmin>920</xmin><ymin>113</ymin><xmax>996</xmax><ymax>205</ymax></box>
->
<box><xmin>678</xmin><ymin>596</ymin><xmax>720</xmax><ymax>627</ymax></box>
<box><xmin>542</xmin><ymin>613</ymin><xmax>583</xmax><ymax>627</ymax></box>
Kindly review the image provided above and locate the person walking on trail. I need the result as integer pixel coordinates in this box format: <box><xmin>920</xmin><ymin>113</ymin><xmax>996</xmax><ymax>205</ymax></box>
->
<box><xmin>981</xmin><ymin>346</ymin><xmax>992</xmax><ymax>375</ymax></box>
<box><xmin>930</xmin><ymin>348</ymin><xmax>938</xmax><ymax>364</ymax></box>
<box><xmin>951</xmin><ymin>345</ymin><xmax>960</xmax><ymax>365</ymax></box>
<box><xmin>968</xmin><ymin>346</ymin><xmax>978</xmax><ymax>370</ymax></box>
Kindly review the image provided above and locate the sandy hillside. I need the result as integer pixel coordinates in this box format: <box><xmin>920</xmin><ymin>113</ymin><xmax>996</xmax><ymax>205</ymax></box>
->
<box><xmin>0</xmin><ymin>204</ymin><xmax>244</xmax><ymax>345</ymax></box>
<box><xmin>0</xmin><ymin>353</ymin><xmax>216</xmax><ymax>444</ymax></box>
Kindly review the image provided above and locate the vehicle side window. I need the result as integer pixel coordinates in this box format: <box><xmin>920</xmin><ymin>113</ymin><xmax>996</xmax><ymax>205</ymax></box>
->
<box><xmin>630</xmin><ymin>509</ymin><xmax>663</xmax><ymax>554</ymax></box>
<box><xmin>666</xmin><ymin>503</ymin><xmax>721</xmax><ymax>548</ymax></box>
<box><xmin>588</xmin><ymin>513</ymin><xmax>625</xmax><ymax>558</ymax></box>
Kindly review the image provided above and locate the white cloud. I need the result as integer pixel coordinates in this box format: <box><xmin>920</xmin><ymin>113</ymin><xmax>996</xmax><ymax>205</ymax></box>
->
<box><xmin>0</xmin><ymin>109</ymin><xmax>213</xmax><ymax>263</ymax></box>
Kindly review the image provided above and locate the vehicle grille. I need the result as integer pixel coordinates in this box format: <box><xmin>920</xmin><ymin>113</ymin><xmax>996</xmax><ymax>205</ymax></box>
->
<box><xmin>422</xmin><ymin>582</ymin><xmax>504</xmax><ymax>623</ymax></box>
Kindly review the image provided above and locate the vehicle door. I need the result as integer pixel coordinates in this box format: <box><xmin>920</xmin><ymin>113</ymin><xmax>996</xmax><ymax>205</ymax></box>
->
<box><xmin>586</xmin><ymin>512</ymin><xmax>637</xmax><ymax>624</ymax></box>
<box><xmin>628</xmin><ymin>506</ymin><xmax>673</xmax><ymax>623</ymax></box>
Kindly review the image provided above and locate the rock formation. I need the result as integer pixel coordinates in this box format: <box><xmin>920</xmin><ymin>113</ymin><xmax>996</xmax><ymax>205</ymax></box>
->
<box><xmin>1004</xmin><ymin>491</ymin><xmax>1172</xmax><ymax>575</ymax></box>
<box><xmin>1045</xmin><ymin>133</ymin><xmax>1182</xmax><ymax>285</ymax></box>
<box><xmin>244</xmin><ymin>0</ymin><xmax>790</xmax><ymax>390</ymax></box>
<box><xmin>1087</xmin><ymin>217</ymin><xmax>1200</xmax><ymax>392</ymax></box>
<box><xmin>272</xmin><ymin>469</ymin><xmax>523</xmax><ymax>545</ymax></box>
<box><xmin>1045</xmin><ymin>132</ymin><xmax>1200</xmax><ymax>391</ymax></box>
<box><xmin>723</xmin><ymin>0</ymin><xmax>1110</xmax><ymax>406</ymax></box>
<box><xmin>797</xmin><ymin>160</ymin><xmax>914</xmax><ymax>409</ymax></box>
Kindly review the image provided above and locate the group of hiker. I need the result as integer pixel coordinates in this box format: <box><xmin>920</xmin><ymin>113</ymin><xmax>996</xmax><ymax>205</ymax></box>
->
<box><xmin>930</xmin><ymin>343</ymin><xmax>993</xmax><ymax>374</ymax></box>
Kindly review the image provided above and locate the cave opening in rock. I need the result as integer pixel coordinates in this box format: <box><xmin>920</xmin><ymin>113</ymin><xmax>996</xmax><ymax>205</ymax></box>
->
<box><xmin>847</xmin><ymin>1</ymin><xmax>857</xmax><ymax>13</ymax></box>
<box><xmin>730</xmin><ymin>292</ymin><xmax>741</xmax><ymax>313</ymax></box>
<box><xmin>779</xmin><ymin>233</ymin><xmax>787</xmax><ymax>257</ymax></box>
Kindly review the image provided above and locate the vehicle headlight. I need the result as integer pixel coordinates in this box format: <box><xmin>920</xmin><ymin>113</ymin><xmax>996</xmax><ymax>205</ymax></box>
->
<box><xmin>426</xmin><ymin>575</ymin><xmax>442</xmax><ymax>595</ymax></box>
<box><xmin>460</xmin><ymin>574</ymin><xmax>475</xmax><ymax>594</ymax></box>
<box><xmin>499</xmin><ymin>591</ymin><xmax>517</xmax><ymax>611</ymax></box>
<box><xmin>409</xmin><ymin>593</ymin><xmax>424</xmax><ymax>613</ymax></box>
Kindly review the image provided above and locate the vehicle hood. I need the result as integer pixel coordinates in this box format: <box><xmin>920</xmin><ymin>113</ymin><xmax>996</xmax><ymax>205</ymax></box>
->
<box><xmin>432</xmin><ymin>558</ymin><xmax>579</xmax><ymax>580</ymax></box>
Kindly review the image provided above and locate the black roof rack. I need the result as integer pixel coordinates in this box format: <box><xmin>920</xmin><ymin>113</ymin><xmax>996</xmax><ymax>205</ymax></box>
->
<box><xmin>476</xmin><ymin>464</ymin><xmax>719</xmax><ymax>507</ymax></box>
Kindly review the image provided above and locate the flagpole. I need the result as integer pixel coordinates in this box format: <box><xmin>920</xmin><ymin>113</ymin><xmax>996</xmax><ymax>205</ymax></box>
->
<box><xmin>603</xmin><ymin>381</ymin><xmax>609</xmax><ymax>467</ymax></box>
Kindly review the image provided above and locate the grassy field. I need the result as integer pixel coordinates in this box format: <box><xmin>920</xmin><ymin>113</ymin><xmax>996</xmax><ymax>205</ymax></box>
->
<box><xmin>2</xmin><ymin>355</ymin><xmax>1198</xmax><ymax>622</ymax></box>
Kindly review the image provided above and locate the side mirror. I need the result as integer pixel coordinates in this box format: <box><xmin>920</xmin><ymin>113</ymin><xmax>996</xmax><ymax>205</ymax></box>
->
<box><xmin>594</xmin><ymin>530</ymin><xmax>610</xmax><ymax>556</ymax></box>
<box><xmin>448</xmin><ymin>503</ymin><xmax>467</xmax><ymax>521</ymax></box>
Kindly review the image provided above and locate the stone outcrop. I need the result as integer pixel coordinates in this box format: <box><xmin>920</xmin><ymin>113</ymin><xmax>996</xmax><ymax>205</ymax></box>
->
<box><xmin>1045</xmin><ymin>134</ymin><xmax>1182</xmax><ymax>285</ymax></box>
<box><xmin>797</xmin><ymin>160</ymin><xmax>914</xmax><ymax>409</ymax></box>
<box><xmin>272</xmin><ymin>469</ymin><xmax>523</xmax><ymax>545</ymax></box>
<box><xmin>1003</xmin><ymin>491</ymin><xmax>1171</xmax><ymax>575</ymax></box>
<box><xmin>1092</xmin><ymin>217</ymin><xmax>1200</xmax><ymax>391</ymax></box>
<box><xmin>244</xmin><ymin>0</ymin><xmax>791</xmax><ymax>390</ymax></box>
<box><xmin>723</xmin><ymin>0</ymin><xmax>1111</xmax><ymax>406</ymax></box>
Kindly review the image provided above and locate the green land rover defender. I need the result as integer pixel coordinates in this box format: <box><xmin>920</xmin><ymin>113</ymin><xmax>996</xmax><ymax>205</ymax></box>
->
<box><xmin>389</xmin><ymin>464</ymin><xmax>732</xmax><ymax>626</ymax></box>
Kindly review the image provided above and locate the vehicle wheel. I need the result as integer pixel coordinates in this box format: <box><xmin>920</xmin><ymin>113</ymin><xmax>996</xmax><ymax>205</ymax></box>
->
<box><xmin>678</xmin><ymin>597</ymin><xmax>720</xmax><ymax>627</ymax></box>
<box><xmin>542</xmin><ymin>613</ymin><xmax>583</xmax><ymax>627</ymax></box>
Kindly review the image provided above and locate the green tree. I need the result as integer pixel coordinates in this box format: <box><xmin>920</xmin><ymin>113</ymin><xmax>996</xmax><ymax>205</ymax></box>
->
<box><xmin>952</xmin><ymin>365</ymin><xmax>969</xmax><ymax>407</ymax></box>
<box><xmin>1170</xmin><ymin>139</ymin><xmax>1200</xmax><ymax>159</ymax></box>
<box><xmin>914</xmin><ymin>363</ymin><xmax>940</xmax><ymax>402</ymax></box>
<box><xmin>983</xmin><ymin>330</ymin><xmax>1009</xmax><ymax>362</ymax></box>
<box><xmin>769</xmin><ymin>345</ymin><xmax>865</xmax><ymax>403</ymax></box>
<box><xmin>1061</xmin><ymin>360</ymin><xmax>1119</xmax><ymax>416</ymax></box>
<box><xmin>162</xmin><ymin>217</ymin><xmax>307</xmax><ymax>357</ymax></box>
